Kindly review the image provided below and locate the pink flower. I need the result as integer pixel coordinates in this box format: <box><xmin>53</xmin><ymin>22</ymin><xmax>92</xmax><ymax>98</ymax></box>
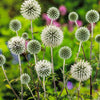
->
<box><xmin>76</xmin><ymin>20</ymin><xmax>83</xmax><ymax>27</ymax></box>
<box><xmin>25</xmin><ymin>41</ymin><xmax>28</xmax><ymax>49</ymax></box>
<box><xmin>53</xmin><ymin>21</ymin><xmax>61</xmax><ymax>27</ymax></box>
<box><xmin>87</xmin><ymin>23</ymin><xmax>95</xmax><ymax>32</ymax></box>
<box><xmin>59</xmin><ymin>5</ymin><xmax>67</xmax><ymax>16</ymax></box>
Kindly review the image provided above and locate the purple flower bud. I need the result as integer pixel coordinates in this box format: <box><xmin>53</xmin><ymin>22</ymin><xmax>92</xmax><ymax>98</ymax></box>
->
<box><xmin>76</xmin><ymin>20</ymin><xmax>83</xmax><ymax>27</ymax></box>
<box><xmin>67</xmin><ymin>81</ymin><xmax>73</xmax><ymax>90</ymax></box>
<box><xmin>59</xmin><ymin>5</ymin><xmax>67</xmax><ymax>16</ymax></box>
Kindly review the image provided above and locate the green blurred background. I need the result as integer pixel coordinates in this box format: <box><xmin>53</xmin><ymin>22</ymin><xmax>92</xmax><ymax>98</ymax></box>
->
<box><xmin>0</xmin><ymin>0</ymin><xmax>100</xmax><ymax>99</ymax></box>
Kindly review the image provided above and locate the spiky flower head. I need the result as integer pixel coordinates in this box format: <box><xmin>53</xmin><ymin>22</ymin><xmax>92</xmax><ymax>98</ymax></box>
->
<box><xmin>47</xmin><ymin>7</ymin><xmax>60</xmax><ymax>20</ymax></box>
<box><xmin>0</xmin><ymin>55</ymin><xmax>6</xmax><ymax>66</ymax></box>
<box><xmin>75</xmin><ymin>27</ymin><xmax>90</xmax><ymax>42</ymax></box>
<box><xmin>8</xmin><ymin>36</ymin><xmax>25</xmax><ymax>55</ymax></box>
<box><xmin>41</xmin><ymin>25</ymin><xmax>63</xmax><ymax>47</ymax></box>
<box><xmin>35</xmin><ymin>60</ymin><xmax>51</xmax><ymax>77</ymax></box>
<box><xmin>27</xmin><ymin>40</ymin><xmax>41</xmax><ymax>54</ymax></box>
<box><xmin>9</xmin><ymin>19</ymin><xmax>21</xmax><ymax>32</ymax></box>
<box><xmin>59</xmin><ymin>46</ymin><xmax>72</xmax><ymax>59</ymax></box>
<box><xmin>68</xmin><ymin>12</ymin><xmax>78</xmax><ymax>22</ymax></box>
<box><xmin>20</xmin><ymin>73</ymin><xmax>30</xmax><ymax>84</ymax></box>
<box><xmin>70</xmin><ymin>60</ymin><xmax>92</xmax><ymax>82</ymax></box>
<box><xmin>95</xmin><ymin>34</ymin><xmax>100</xmax><ymax>43</ymax></box>
<box><xmin>86</xmin><ymin>10</ymin><xmax>99</xmax><ymax>23</ymax></box>
<box><xmin>20</xmin><ymin>0</ymin><xmax>41</xmax><ymax>20</ymax></box>
<box><xmin>22</xmin><ymin>32</ymin><xmax>28</xmax><ymax>39</ymax></box>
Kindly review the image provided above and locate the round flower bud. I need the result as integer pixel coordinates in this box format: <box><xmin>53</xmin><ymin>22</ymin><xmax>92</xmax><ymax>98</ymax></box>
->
<box><xmin>35</xmin><ymin>60</ymin><xmax>51</xmax><ymax>77</ymax></box>
<box><xmin>27</xmin><ymin>40</ymin><xmax>41</xmax><ymax>54</ymax></box>
<box><xmin>0</xmin><ymin>55</ymin><xmax>6</xmax><ymax>66</ymax></box>
<box><xmin>41</xmin><ymin>25</ymin><xmax>63</xmax><ymax>47</ymax></box>
<box><xmin>20</xmin><ymin>0</ymin><xmax>41</xmax><ymax>20</ymax></box>
<box><xmin>59</xmin><ymin>46</ymin><xmax>72</xmax><ymax>59</ymax></box>
<box><xmin>86</xmin><ymin>10</ymin><xmax>99</xmax><ymax>23</ymax></box>
<box><xmin>9</xmin><ymin>19</ymin><xmax>21</xmax><ymax>32</ymax></box>
<box><xmin>47</xmin><ymin>7</ymin><xmax>60</xmax><ymax>20</ymax></box>
<box><xmin>22</xmin><ymin>32</ymin><xmax>28</xmax><ymax>39</ymax></box>
<box><xmin>8</xmin><ymin>36</ymin><xmax>25</xmax><ymax>55</ymax></box>
<box><xmin>20</xmin><ymin>73</ymin><xmax>30</xmax><ymax>84</ymax></box>
<box><xmin>75</xmin><ymin>27</ymin><xmax>90</xmax><ymax>42</ymax></box>
<box><xmin>70</xmin><ymin>60</ymin><xmax>92</xmax><ymax>82</ymax></box>
<box><xmin>95</xmin><ymin>34</ymin><xmax>100</xmax><ymax>43</ymax></box>
<box><xmin>68</xmin><ymin>12</ymin><xmax>78</xmax><ymax>22</ymax></box>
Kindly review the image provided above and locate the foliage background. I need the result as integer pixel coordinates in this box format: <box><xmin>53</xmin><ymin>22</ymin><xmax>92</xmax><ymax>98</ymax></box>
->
<box><xmin>0</xmin><ymin>0</ymin><xmax>100</xmax><ymax>99</ymax></box>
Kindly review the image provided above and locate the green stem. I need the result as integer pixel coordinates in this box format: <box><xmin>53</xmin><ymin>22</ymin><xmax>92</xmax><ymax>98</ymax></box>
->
<box><xmin>31</xmin><ymin>20</ymin><xmax>34</xmax><ymax>39</ymax></box>
<box><xmin>75</xmin><ymin>21</ymin><xmax>79</xmax><ymax>28</ymax></box>
<box><xmin>2</xmin><ymin>65</ymin><xmax>20</xmax><ymax>100</ymax></box>
<box><xmin>63</xmin><ymin>59</ymin><xmax>66</xmax><ymax>88</ymax></box>
<box><xmin>77</xmin><ymin>41</ymin><xmax>82</xmax><ymax>59</ymax></box>
<box><xmin>78</xmin><ymin>81</ymin><xmax>81</xmax><ymax>100</ymax></box>
<box><xmin>50</xmin><ymin>19</ymin><xmax>53</xmax><ymax>25</ymax></box>
<box><xmin>16</xmin><ymin>31</ymin><xmax>18</xmax><ymax>36</ymax></box>
<box><xmin>43</xmin><ymin>76</ymin><xmax>46</xmax><ymax>98</ymax></box>
<box><xmin>27</xmin><ymin>84</ymin><xmax>36</xmax><ymax>100</ymax></box>
<box><xmin>18</xmin><ymin>54</ymin><xmax>23</xmax><ymax>100</ymax></box>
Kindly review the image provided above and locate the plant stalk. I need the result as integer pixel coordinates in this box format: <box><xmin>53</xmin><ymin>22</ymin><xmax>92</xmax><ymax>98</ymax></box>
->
<box><xmin>16</xmin><ymin>31</ymin><xmax>18</xmax><ymax>36</ymax></box>
<box><xmin>43</xmin><ymin>76</ymin><xmax>46</xmax><ymax>98</ymax></box>
<box><xmin>63</xmin><ymin>59</ymin><xmax>66</xmax><ymax>88</ymax></box>
<box><xmin>77</xmin><ymin>41</ymin><xmax>82</xmax><ymax>59</ymax></box>
<box><xmin>78</xmin><ymin>81</ymin><xmax>81</xmax><ymax>100</ymax></box>
<box><xmin>27</xmin><ymin>84</ymin><xmax>36</xmax><ymax>100</ymax></box>
<box><xmin>18</xmin><ymin>54</ymin><xmax>23</xmax><ymax>100</ymax></box>
<box><xmin>2</xmin><ymin>65</ymin><xmax>20</xmax><ymax>100</ymax></box>
<box><xmin>31</xmin><ymin>20</ymin><xmax>34</xmax><ymax>39</ymax></box>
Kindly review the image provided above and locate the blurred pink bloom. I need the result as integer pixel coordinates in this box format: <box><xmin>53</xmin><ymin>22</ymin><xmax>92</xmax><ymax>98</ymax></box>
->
<box><xmin>68</xmin><ymin>21</ymin><xmax>74</xmax><ymax>32</ymax></box>
<box><xmin>69</xmin><ymin>21</ymin><xmax>74</xmax><ymax>25</ymax></box>
<box><xmin>76</xmin><ymin>20</ymin><xmax>83</xmax><ymax>27</ymax></box>
<box><xmin>25</xmin><ymin>41</ymin><xmax>28</xmax><ymax>49</ymax></box>
<box><xmin>53</xmin><ymin>21</ymin><xmax>61</xmax><ymax>27</ymax></box>
<box><xmin>87</xmin><ymin>23</ymin><xmax>95</xmax><ymax>32</ymax></box>
<box><xmin>42</xmin><ymin>13</ymin><xmax>51</xmax><ymax>21</ymax></box>
<box><xmin>59</xmin><ymin>5</ymin><xmax>67</xmax><ymax>16</ymax></box>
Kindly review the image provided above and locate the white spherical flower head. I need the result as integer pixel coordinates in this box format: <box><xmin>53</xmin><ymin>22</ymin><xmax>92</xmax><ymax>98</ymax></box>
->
<box><xmin>70</xmin><ymin>60</ymin><xmax>92</xmax><ymax>82</ymax></box>
<box><xmin>68</xmin><ymin>12</ymin><xmax>78</xmax><ymax>22</ymax></box>
<box><xmin>47</xmin><ymin>7</ymin><xmax>60</xmax><ymax>20</ymax></box>
<box><xmin>9</xmin><ymin>19</ymin><xmax>21</xmax><ymax>32</ymax></box>
<box><xmin>20</xmin><ymin>0</ymin><xmax>41</xmax><ymax>20</ymax></box>
<box><xmin>59</xmin><ymin>46</ymin><xmax>72</xmax><ymax>59</ymax></box>
<box><xmin>8</xmin><ymin>36</ymin><xmax>25</xmax><ymax>55</ymax></box>
<box><xmin>35</xmin><ymin>60</ymin><xmax>51</xmax><ymax>77</ymax></box>
<box><xmin>41</xmin><ymin>25</ymin><xmax>63</xmax><ymax>47</ymax></box>
<box><xmin>0</xmin><ymin>55</ymin><xmax>6</xmax><ymax>66</ymax></box>
<box><xmin>86</xmin><ymin>10</ymin><xmax>99</xmax><ymax>23</ymax></box>
<box><xmin>22</xmin><ymin>32</ymin><xmax>28</xmax><ymax>39</ymax></box>
<box><xmin>21</xmin><ymin>73</ymin><xmax>30</xmax><ymax>84</ymax></box>
<box><xmin>75</xmin><ymin>27</ymin><xmax>90</xmax><ymax>42</ymax></box>
<box><xmin>27</xmin><ymin>40</ymin><xmax>41</xmax><ymax>54</ymax></box>
<box><xmin>95</xmin><ymin>34</ymin><xmax>100</xmax><ymax>43</ymax></box>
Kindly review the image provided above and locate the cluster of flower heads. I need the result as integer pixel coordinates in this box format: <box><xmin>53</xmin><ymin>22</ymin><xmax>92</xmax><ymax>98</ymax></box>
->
<box><xmin>20</xmin><ymin>0</ymin><xmax>41</xmax><ymax>20</ymax></box>
<box><xmin>9</xmin><ymin>19</ymin><xmax>21</xmax><ymax>32</ymax></box>
<box><xmin>35</xmin><ymin>60</ymin><xmax>51</xmax><ymax>77</ymax></box>
<box><xmin>41</xmin><ymin>25</ymin><xmax>63</xmax><ymax>47</ymax></box>
<box><xmin>70</xmin><ymin>60</ymin><xmax>92</xmax><ymax>82</ymax></box>
<box><xmin>75</xmin><ymin>27</ymin><xmax>90</xmax><ymax>42</ymax></box>
<box><xmin>8</xmin><ymin>36</ymin><xmax>25</xmax><ymax>55</ymax></box>
<box><xmin>59</xmin><ymin>46</ymin><xmax>72</xmax><ymax>59</ymax></box>
<box><xmin>21</xmin><ymin>73</ymin><xmax>30</xmax><ymax>84</ymax></box>
<box><xmin>0</xmin><ymin>55</ymin><xmax>6</xmax><ymax>66</ymax></box>
<box><xmin>27</xmin><ymin>40</ymin><xmax>41</xmax><ymax>54</ymax></box>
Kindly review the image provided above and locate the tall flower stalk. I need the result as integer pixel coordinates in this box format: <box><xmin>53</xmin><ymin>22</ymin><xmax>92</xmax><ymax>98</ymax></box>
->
<box><xmin>31</xmin><ymin>20</ymin><xmax>34</xmax><ymax>39</ymax></box>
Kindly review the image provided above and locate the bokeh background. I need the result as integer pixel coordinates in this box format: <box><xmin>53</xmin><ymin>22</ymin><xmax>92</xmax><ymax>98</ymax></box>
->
<box><xmin>0</xmin><ymin>0</ymin><xmax>100</xmax><ymax>99</ymax></box>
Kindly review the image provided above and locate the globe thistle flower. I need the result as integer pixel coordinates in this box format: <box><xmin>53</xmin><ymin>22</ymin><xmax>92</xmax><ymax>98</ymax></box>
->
<box><xmin>0</xmin><ymin>55</ymin><xmax>6</xmax><ymax>66</ymax></box>
<box><xmin>20</xmin><ymin>0</ymin><xmax>41</xmax><ymax>20</ymax></box>
<box><xmin>95</xmin><ymin>34</ymin><xmax>100</xmax><ymax>43</ymax></box>
<box><xmin>47</xmin><ymin>7</ymin><xmax>60</xmax><ymax>20</ymax></box>
<box><xmin>22</xmin><ymin>32</ymin><xmax>28</xmax><ymax>39</ymax></box>
<box><xmin>27</xmin><ymin>40</ymin><xmax>41</xmax><ymax>54</ymax></box>
<box><xmin>8</xmin><ymin>36</ymin><xmax>25</xmax><ymax>55</ymax></box>
<box><xmin>59</xmin><ymin>46</ymin><xmax>72</xmax><ymax>59</ymax></box>
<box><xmin>68</xmin><ymin>12</ymin><xmax>78</xmax><ymax>22</ymax></box>
<box><xmin>75</xmin><ymin>27</ymin><xmax>90</xmax><ymax>42</ymax></box>
<box><xmin>9</xmin><ymin>19</ymin><xmax>21</xmax><ymax>32</ymax></box>
<box><xmin>70</xmin><ymin>60</ymin><xmax>92</xmax><ymax>82</ymax></box>
<box><xmin>41</xmin><ymin>25</ymin><xmax>63</xmax><ymax>47</ymax></box>
<box><xmin>20</xmin><ymin>73</ymin><xmax>30</xmax><ymax>84</ymax></box>
<box><xmin>35</xmin><ymin>60</ymin><xmax>51</xmax><ymax>77</ymax></box>
<box><xmin>86</xmin><ymin>10</ymin><xmax>99</xmax><ymax>23</ymax></box>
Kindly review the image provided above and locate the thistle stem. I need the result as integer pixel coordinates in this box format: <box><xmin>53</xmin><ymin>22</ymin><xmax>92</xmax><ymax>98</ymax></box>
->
<box><xmin>99</xmin><ymin>43</ymin><xmax>100</xmax><ymax>64</ymax></box>
<box><xmin>77</xmin><ymin>41</ymin><xmax>82</xmax><ymax>59</ymax></box>
<box><xmin>18</xmin><ymin>54</ymin><xmax>23</xmax><ymax>100</ymax></box>
<box><xmin>16</xmin><ymin>31</ymin><xmax>18</xmax><ymax>36</ymax></box>
<box><xmin>78</xmin><ymin>81</ymin><xmax>81</xmax><ymax>100</ymax></box>
<box><xmin>27</xmin><ymin>84</ymin><xmax>36</xmax><ymax>100</ymax></box>
<box><xmin>75</xmin><ymin>21</ymin><xmax>79</xmax><ymax>28</ymax></box>
<box><xmin>31</xmin><ymin>20</ymin><xmax>34</xmax><ymax>39</ymax></box>
<box><xmin>43</xmin><ymin>76</ymin><xmax>46</xmax><ymax>98</ymax></box>
<box><xmin>50</xmin><ymin>19</ymin><xmax>53</xmax><ymax>25</ymax></box>
<box><xmin>51</xmin><ymin>47</ymin><xmax>57</xmax><ymax>92</ymax></box>
<box><xmin>63</xmin><ymin>59</ymin><xmax>66</xmax><ymax>88</ymax></box>
<box><xmin>2</xmin><ymin>65</ymin><xmax>20</xmax><ymax>100</ymax></box>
